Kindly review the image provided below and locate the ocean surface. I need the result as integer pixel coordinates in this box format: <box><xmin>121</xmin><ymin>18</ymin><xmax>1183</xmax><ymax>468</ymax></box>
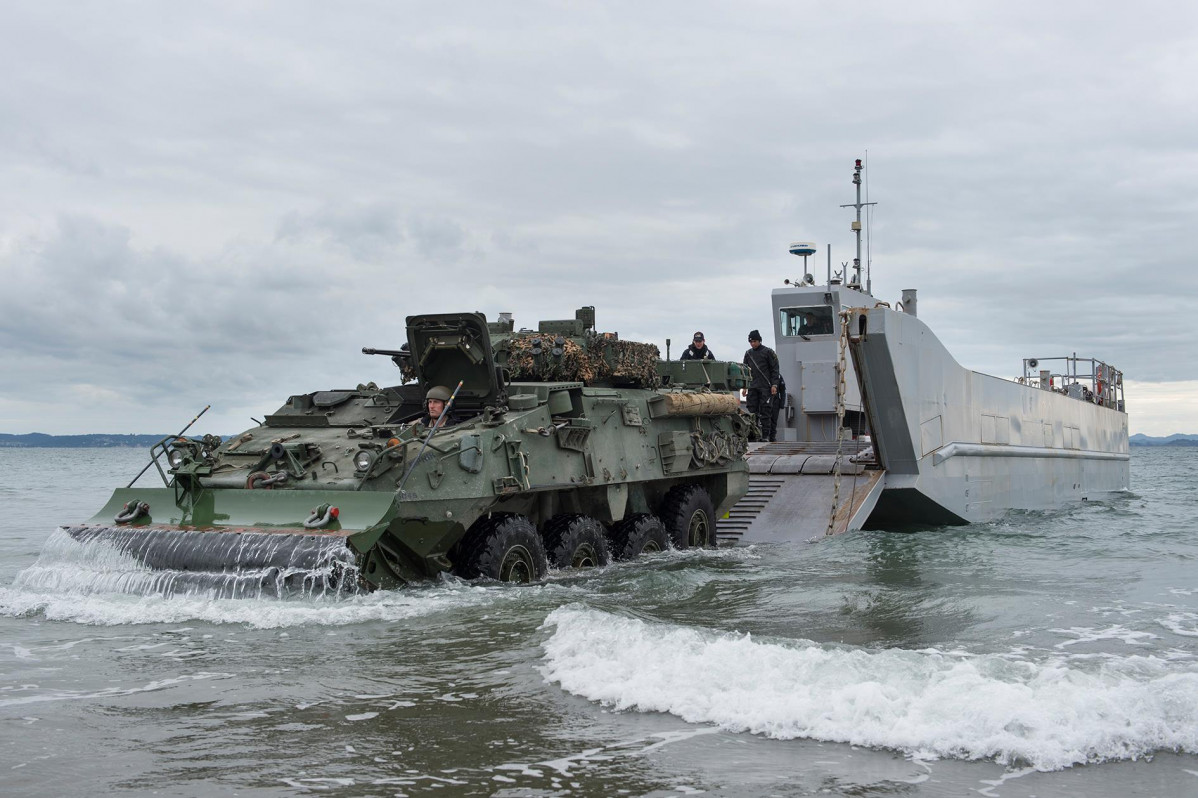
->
<box><xmin>1</xmin><ymin>446</ymin><xmax>1196</xmax><ymax>797</ymax></box>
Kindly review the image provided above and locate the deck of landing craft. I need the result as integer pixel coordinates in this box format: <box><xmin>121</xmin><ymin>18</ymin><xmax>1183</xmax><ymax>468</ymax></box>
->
<box><xmin>722</xmin><ymin>441</ymin><xmax>883</xmax><ymax>546</ymax></box>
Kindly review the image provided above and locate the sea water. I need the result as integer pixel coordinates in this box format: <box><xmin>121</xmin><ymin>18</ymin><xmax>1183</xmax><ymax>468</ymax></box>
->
<box><xmin>1</xmin><ymin>447</ymin><xmax>1195</xmax><ymax>796</ymax></box>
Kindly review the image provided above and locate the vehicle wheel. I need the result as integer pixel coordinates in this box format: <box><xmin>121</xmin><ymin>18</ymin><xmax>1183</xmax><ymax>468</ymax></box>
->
<box><xmin>609</xmin><ymin>514</ymin><xmax>670</xmax><ymax>560</ymax></box>
<box><xmin>455</xmin><ymin>514</ymin><xmax>548</xmax><ymax>583</ymax></box>
<box><xmin>542</xmin><ymin>514</ymin><xmax>611</xmax><ymax>570</ymax></box>
<box><xmin>660</xmin><ymin>484</ymin><xmax>717</xmax><ymax>549</ymax></box>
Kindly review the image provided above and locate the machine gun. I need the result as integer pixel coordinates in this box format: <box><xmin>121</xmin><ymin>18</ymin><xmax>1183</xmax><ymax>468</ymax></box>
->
<box><xmin>362</xmin><ymin>345</ymin><xmax>414</xmax><ymax>381</ymax></box>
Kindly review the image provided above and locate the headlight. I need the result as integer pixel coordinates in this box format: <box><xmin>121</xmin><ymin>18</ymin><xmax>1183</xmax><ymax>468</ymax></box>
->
<box><xmin>354</xmin><ymin>450</ymin><xmax>375</xmax><ymax>472</ymax></box>
<box><xmin>168</xmin><ymin>448</ymin><xmax>187</xmax><ymax>468</ymax></box>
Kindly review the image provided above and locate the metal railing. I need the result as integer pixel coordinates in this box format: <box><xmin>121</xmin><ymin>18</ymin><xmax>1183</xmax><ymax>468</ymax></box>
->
<box><xmin>1018</xmin><ymin>355</ymin><xmax>1124</xmax><ymax>411</ymax></box>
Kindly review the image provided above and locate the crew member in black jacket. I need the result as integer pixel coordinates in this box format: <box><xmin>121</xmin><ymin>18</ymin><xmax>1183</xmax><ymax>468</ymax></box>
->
<box><xmin>743</xmin><ymin>329</ymin><xmax>780</xmax><ymax>441</ymax></box>
<box><xmin>680</xmin><ymin>331</ymin><xmax>715</xmax><ymax>361</ymax></box>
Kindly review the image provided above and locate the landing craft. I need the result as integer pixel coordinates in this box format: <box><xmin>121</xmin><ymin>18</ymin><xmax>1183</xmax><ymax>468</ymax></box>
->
<box><xmin>61</xmin><ymin>309</ymin><xmax>753</xmax><ymax>596</ymax></box>
<box><xmin>726</xmin><ymin>159</ymin><xmax>1130</xmax><ymax>543</ymax></box>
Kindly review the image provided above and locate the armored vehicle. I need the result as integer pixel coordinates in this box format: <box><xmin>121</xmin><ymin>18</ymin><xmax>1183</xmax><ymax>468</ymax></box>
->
<box><xmin>69</xmin><ymin>307</ymin><xmax>751</xmax><ymax>595</ymax></box>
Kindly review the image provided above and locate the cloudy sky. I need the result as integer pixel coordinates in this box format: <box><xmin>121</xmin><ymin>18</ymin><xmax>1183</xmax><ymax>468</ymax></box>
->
<box><xmin>1</xmin><ymin>1</ymin><xmax>1194</xmax><ymax>436</ymax></box>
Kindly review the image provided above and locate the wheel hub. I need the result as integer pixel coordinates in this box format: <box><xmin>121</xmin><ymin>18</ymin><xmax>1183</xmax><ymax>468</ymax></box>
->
<box><xmin>687</xmin><ymin>510</ymin><xmax>709</xmax><ymax>547</ymax></box>
<box><xmin>571</xmin><ymin>544</ymin><xmax>598</xmax><ymax>568</ymax></box>
<box><xmin>500</xmin><ymin>546</ymin><xmax>534</xmax><ymax>583</ymax></box>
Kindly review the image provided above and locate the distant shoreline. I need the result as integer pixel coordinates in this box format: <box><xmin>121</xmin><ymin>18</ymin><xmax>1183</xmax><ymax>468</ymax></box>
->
<box><xmin>0</xmin><ymin>434</ymin><xmax>169</xmax><ymax>448</ymax></box>
<box><xmin>1129</xmin><ymin>434</ymin><xmax>1198</xmax><ymax>447</ymax></box>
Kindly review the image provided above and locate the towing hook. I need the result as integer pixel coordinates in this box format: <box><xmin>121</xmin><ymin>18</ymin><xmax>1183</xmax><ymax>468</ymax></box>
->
<box><xmin>114</xmin><ymin>500</ymin><xmax>150</xmax><ymax>524</ymax></box>
<box><xmin>246</xmin><ymin>470</ymin><xmax>288</xmax><ymax>489</ymax></box>
<box><xmin>304</xmin><ymin>504</ymin><xmax>340</xmax><ymax>529</ymax></box>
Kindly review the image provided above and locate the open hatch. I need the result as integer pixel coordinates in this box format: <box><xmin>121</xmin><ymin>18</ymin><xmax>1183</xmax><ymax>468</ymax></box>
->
<box><xmin>406</xmin><ymin>312</ymin><xmax>505</xmax><ymax>412</ymax></box>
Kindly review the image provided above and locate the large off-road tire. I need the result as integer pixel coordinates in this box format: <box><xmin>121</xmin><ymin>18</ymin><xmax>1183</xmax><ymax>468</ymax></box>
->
<box><xmin>542</xmin><ymin>514</ymin><xmax>611</xmax><ymax>570</ymax></box>
<box><xmin>609</xmin><ymin>514</ymin><xmax>670</xmax><ymax>560</ymax></box>
<box><xmin>660</xmin><ymin>484</ymin><xmax>717</xmax><ymax>549</ymax></box>
<box><xmin>455</xmin><ymin>514</ymin><xmax>548</xmax><ymax>583</ymax></box>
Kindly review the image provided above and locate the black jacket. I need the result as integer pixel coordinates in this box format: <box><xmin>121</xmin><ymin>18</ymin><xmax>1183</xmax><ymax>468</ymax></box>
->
<box><xmin>680</xmin><ymin>344</ymin><xmax>715</xmax><ymax>361</ymax></box>
<box><xmin>743</xmin><ymin>344</ymin><xmax>780</xmax><ymax>390</ymax></box>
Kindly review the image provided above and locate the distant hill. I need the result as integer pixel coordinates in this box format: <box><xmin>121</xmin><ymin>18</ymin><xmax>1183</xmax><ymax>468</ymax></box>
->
<box><xmin>1129</xmin><ymin>433</ymin><xmax>1198</xmax><ymax>447</ymax></box>
<box><xmin>0</xmin><ymin>433</ymin><xmax>168</xmax><ymax>448</ymax></box>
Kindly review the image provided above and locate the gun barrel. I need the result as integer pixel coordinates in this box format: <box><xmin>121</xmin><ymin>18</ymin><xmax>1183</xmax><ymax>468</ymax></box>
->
<box><xmin>362</xmin><ymin>347</ymin><xmax>407</xmax><ymax>357</ymax></box>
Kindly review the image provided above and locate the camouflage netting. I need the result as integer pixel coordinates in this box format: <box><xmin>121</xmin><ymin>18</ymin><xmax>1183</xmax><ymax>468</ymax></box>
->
<box><xmin>500</xmin><ymin>333</ymin><xmax>660</xmax><ymax>387</ymax></box>
<box><xmin>691</xmin><ymin>428</ymin><xmax>748</xmax><ymax>466</ymax></box>
<box><xmin>603</xmin><ymin>337</ymin><xmax>661</xmax><ymax>386</ymax></box>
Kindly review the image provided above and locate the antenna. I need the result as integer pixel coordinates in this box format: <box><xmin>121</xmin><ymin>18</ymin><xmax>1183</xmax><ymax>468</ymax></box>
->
<box><xmin>865</xmin><ymin>150</ymin><xmax>872</xmax><ymax>294</ymax></box>
<box><xmin>788</xmin><ymin>241</ymin><xmax>817</xmax><ymax>282</ymax></box>
<box><xmin>839</xmin><ymin>158</ymin><xmax>877</xmax><ymax>293</ymax></box>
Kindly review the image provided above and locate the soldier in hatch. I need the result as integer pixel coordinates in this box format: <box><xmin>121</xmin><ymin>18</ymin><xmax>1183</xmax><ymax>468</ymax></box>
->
<box><xmin>680</xmin><ymin>331</ymin><xmax>716</xmax><ymax>361</ymax></box>
<box><xmin>743</xmin><ymin>330</ymin><xmax>781</xmax><ymax>442</ymax></box>
<box><xmin>413</xmin><ymin>385</ymin><xmax>456</xmax><ymax>429</ymax></box>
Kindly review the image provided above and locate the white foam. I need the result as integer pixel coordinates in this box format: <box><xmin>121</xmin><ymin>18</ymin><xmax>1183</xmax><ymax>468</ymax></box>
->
<box><xmin>0</xmin><ymin>579</ymin><xmax>528</xmax><ymax>629</ymax></box>
<box><xmin>977</xmin><ymin>766</ymin><xmax>1036</xmax><ymax>797</ymax></box>
<box><xmin>1</xmin><ymin>528</ymin><xmax>594</xmax><ymax>628</ymax></box>
<box><xmin>539</xmin><ymin>605</ymin><xmax>1198</xmax><ymax>771</ymax></box>
<box><xmin>1050</xmin><ymin>624</ymin><xmax>1160</xmax><ymax>647</ymax></box>
<box><xmin>1159</xmin><ymin>612</ymin><xmax>1198</xmax><ymax>637</ymax></box>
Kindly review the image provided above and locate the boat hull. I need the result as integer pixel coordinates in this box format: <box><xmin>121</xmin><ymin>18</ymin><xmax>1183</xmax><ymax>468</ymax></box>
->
<box><xmin>848</xmin><ymin>307</ymin><xmax>1129</xmax><ymax>525</ymax></box>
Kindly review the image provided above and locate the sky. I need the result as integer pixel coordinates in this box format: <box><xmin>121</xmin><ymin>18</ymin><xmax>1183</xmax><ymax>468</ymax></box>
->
<box><xmin>1</xmin><ymin>1</ymin><xmax>1195</xmax><ymax>437</ymax></box>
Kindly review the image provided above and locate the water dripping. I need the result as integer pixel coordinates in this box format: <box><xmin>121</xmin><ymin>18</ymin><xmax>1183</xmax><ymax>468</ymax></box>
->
<box><xmin>13</xmin><ymin>527</ymin><xmax>365</xmax><ymax>600</ymax></box>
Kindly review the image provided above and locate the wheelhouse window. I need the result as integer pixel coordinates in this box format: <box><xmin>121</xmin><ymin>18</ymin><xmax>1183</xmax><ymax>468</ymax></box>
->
<box><xmin>780</xmin><ymin>306</ymin><xmax>835</xmax><ymax>337</ymax></box>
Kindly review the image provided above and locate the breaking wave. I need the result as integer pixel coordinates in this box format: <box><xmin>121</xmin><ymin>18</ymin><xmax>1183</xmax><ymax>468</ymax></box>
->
<box><xmin>539</xmin><ymin>605</ymin><xmax>1198</xmax><ymax>771</ymax></box>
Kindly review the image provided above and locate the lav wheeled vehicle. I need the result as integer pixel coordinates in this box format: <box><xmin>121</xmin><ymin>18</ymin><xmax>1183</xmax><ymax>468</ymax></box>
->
<box><xmin>69</xmin><ymin>307</ymin><xmax>751</xmax><ymax>594</ymax></box>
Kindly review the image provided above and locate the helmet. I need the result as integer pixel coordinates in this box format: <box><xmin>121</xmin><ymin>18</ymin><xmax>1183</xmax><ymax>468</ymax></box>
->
<box><xmin>426</xmin><ymin>385</ymin><xmax>452</xmax><ymax>402</ymax></box>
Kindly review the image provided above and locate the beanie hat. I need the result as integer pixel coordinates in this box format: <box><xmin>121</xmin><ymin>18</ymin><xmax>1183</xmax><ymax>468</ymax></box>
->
<box><xmin>748</xmin><ymin>330</ymin><xmax>762</xmax><ymax>342</ymax></box>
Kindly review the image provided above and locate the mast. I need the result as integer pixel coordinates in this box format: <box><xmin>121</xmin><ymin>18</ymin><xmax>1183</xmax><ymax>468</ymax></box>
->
<box><xmin>839</xmin><ymin>158</ymin><xmax>876</xmax><ymax>293</ymax></box>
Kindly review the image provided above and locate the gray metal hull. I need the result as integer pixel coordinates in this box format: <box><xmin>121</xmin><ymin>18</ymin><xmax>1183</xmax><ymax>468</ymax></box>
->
<box><xmin>847</xmin><ymin>306</ymin><xmax>1130</xmax><ymax>525</ymax></box>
